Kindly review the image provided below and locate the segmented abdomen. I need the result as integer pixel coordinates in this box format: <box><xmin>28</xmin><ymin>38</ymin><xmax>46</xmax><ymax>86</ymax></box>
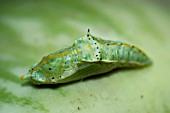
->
<box><xmin>100</xmin><ymin>42</ymin><xmax>152</xmax><ymax>66</ymax></box>
<box><xmin>73</xmin><ymin>35</ymin><xmax>151</xmax><ymax>67</ymax></box>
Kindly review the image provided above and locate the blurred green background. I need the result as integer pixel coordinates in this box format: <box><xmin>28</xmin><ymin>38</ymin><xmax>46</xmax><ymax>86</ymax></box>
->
<box><xmin>0</xmin><ymin>0</ymin><xmax>170</xmax><ymax>113</ymax></box>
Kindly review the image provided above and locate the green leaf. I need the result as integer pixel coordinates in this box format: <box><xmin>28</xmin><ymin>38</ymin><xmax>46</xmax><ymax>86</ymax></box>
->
<box><xmin>0</xmin><ymin>0</ymin><xmax>170</xmax><ymax>113</ymax></box>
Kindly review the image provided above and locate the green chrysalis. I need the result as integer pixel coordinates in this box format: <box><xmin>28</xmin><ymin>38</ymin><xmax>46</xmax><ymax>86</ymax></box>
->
<box><xmin>21</xmin><ymin>29</ymin><xmax>152</xmax><ymax>84</ymax></box>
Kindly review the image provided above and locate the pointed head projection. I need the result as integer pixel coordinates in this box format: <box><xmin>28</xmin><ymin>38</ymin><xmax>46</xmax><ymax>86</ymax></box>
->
<box><xmin>21</xmin><ymin>63</ymin><xmax>47</xmax><ymax>84</ymax></box>
<box><xmin>21</xmin><ymin>54</ymin><xmax>66</xmax><ymax>84</ymax></box>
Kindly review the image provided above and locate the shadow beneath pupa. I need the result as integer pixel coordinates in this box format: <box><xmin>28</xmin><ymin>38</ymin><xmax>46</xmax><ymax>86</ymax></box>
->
<box><xmin>21</xmin><ymin>66</ymin><xmax>151</xmax><ymax>89</ymax></box>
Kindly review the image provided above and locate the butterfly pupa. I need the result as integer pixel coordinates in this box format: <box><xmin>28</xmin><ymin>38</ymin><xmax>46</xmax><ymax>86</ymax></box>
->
<box><xmin>21</xmin><ymin>29</ymin><xmax>152</xmax><ymax>84</ymax></box>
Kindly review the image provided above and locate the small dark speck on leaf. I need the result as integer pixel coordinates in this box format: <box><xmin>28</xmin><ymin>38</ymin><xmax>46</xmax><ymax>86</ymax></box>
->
<box><xmin>141</xmin><ymin>95</ymin><xmax>144</xmax><ymax>99</ymax></box>
<box><xmin>115</xmin><ymin>98</ymin><xmax>118</xmax><ymax>101</ymax></box>
<box><xmin>77</xmin><ymin>107</ymin><xmax>80</xmax><ymax>110</ymax></box>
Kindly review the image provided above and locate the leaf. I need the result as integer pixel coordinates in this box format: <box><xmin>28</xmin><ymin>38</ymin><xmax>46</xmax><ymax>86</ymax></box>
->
<box><xmin>0</xmin><ymin>1</ymin><xmax>170</xmax><ymax>113</ymax></box>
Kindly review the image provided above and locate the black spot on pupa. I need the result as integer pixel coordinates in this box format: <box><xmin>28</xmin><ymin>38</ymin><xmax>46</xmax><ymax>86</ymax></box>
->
<box><xmin>132</xmin><ymin>45</ymin><xmax>135</xmax><ymax>48</ymax></box>
<box><xmin>87</xmin><ymin>34</ymin><xmax>89</xmax><ymax>37</ymax></box>
<box><xmin>89</xmin><ymin>38</ymin><xmax>90</xmax><ymax>40</ymax></box>
<box><xmin>120</xmin><ymin>43</ymin><xmax>123</xmax><ymax>45</ymax></box>
<box><xmin>100</xmin><ymin>58</ymin><xmax>102</xmax><ymax>60</ymax></box>
<box><xmin>138</xmin><ymin>49</ymin><xmax>142</xmax><ymax>52</ymax></box>
<box><xmin>59</xmin><ymin>76</ymin><xmax>61</xmax><ymax>78</ymax></box>
<box><xmin>107</xmin><ymin>44</ymin><xmax>109</xmax><ymax>45</ymax></box>
<box><xmin>88</xmin><ymin>29</ymin><xmax>90</xmax><ymax>32</ymax></box>
<box><xmin>98</xmin><ymin>51</ymin><xmax>100</xmax><ymax>53</ymax></box>
<box><xmin>95</xmin><ymin>43</ymin><xmax>96</xmax><ymax>44</ymax></box>
<box><xmin>96</xmin><ymin>55</ymin><xmax>98</xmax><ymax>56</ymax></box>
<box><xmin>52</xmin><ymin>77</ymin><xmax>54</xmax><ymax>79</ymax></box>
<box><xmin>97</xmin><ymin>47</ymin><xmax>99</xmax><ymax>49</ymax></box>
<box><xmin>49</xmin><ymin>68</ymin><xmax>51</xmax><ymax>70</ymax></box>
<box><xmin>29</xmin><ymin>68</ymin><xmax>33</xmax><ymax>72</ymax></box>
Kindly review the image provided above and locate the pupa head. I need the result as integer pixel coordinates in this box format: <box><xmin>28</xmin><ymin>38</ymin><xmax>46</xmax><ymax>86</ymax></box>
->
<box><xmin>21</xmin><ymin>63</ymin><xmax>47</xmax><ymax>84</ymax></box>
<box><xmin>21</xmin><ymin>55</ymin><xmax>65</xmax><ymax>84</ymax></box>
